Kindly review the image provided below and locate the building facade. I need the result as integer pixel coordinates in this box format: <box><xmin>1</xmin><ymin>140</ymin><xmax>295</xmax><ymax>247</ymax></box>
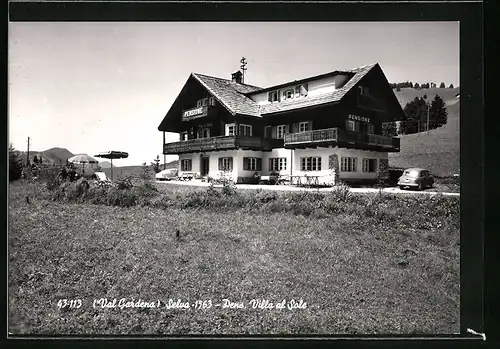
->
<box><xmin>158</xmin><ymin>63</ymin><xmax>403</xmax><ymax>184</ymax></box>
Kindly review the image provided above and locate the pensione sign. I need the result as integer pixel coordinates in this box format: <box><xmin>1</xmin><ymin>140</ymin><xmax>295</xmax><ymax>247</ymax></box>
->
<box><xmin>182</xmin><ymin>107</ymin><xmax>206</xmax><ymax>121</ymax></box>
<box><xmin>348</xmin><ymin>114</ymin><xmax>371</xmax><ymax>123</ymax></box>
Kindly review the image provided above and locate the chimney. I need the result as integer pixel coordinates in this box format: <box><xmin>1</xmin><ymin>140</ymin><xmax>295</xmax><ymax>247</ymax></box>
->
<box><xmin>231</xmin><ymin>71</ymin><xmax>243</xmax><ymax>84</ymax></box>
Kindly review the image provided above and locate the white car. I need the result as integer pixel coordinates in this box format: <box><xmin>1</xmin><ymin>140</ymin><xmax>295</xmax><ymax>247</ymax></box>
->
<box><xmin>155</xmin><ymin>168</ymin><xmax>179</xmax><ymax>181</ymax></box>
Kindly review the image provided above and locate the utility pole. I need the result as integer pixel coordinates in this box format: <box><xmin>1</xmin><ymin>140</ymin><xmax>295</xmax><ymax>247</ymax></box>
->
<box><xmin>240</xmin><ymin>57</ymin><xmax>247</xmax><ymax>84</ymax></box>
<box><xmin>427</xmin><ymin>101</ymin><xmax>430</xmax><ymax>135</ymax></box>
<box><xmin>26</xmin><ymin>137</ymin><xmax>30</xmax><ymax>167</ymax></box>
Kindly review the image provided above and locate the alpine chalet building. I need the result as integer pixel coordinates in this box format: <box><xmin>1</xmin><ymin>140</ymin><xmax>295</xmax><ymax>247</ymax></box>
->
<box><xmin>158</xmin><ymin>63</ymin><xmax>403</xmax><ymax>184</ymax></box>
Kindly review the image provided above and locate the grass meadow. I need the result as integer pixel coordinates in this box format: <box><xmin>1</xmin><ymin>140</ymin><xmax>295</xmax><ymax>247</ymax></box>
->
<box><xmin>8</xmin><ymin>179</ymin><xmax>460</xmax><ymax>335</ymax></box>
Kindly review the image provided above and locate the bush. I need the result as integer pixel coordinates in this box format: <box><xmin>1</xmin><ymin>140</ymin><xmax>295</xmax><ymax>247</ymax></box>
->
<box><xmin>9</xmin><ymin>145</ymin><xmax>24</xmax><ymax>182</ymax></box>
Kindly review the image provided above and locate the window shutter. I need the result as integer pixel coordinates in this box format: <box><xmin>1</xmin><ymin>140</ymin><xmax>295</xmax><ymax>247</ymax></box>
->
<box><xmin>285</xmin><ymin>124</ymin><xmax>290</xmax><ymax>134</ymax></box>
<box><xmin>243</xmin><ymin>157</ymin><xmax>249</xmax><ymax>171</ymax></box>
<box><xmin>271</xmin><ymin>126</ymin><xmax>277</xmax><ymax>139</ymax></box>
<box><xmin>292</xmin><ymin>123</ymin><xmax>299</xmax><ymax>133</ymax></box>
<box><xmin>218</xmin><ymin>158</ymin><xmax>223</xmax><ymax>171</ymax></box>
<box><xmin>269</xmin><ymin>158</ymin><xmax>273</xmax><ymax>171</ymax></box>
<box><xmin>188</xmin><ymin>160</ymin><xmax>192</xmax><ymax>171</ymax></box>
<box><xmin>268</xmin><ymin>93</ymin><xmax>272</xmax><ymax>102</ymax></box>
<box><xmin>257</xmin><ymin>158</ymin><xmax>262</xmax><ymax>171</ymax></box>
<box><xmin>228</xmin><ymin>157</ymin><xmax>233</xmax><ymax>171</ymax></box>
<box><xmin>308</xmin><ymin>120</ymin><xmax>313</xmax><ymax>131</ymax></box>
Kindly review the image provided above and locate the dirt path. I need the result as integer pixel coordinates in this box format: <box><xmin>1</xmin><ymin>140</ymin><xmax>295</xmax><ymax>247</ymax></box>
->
<box><xmin>155</xmin><ymin>180</ymin><xmax>460</xmax><ymax>196</ymax></box>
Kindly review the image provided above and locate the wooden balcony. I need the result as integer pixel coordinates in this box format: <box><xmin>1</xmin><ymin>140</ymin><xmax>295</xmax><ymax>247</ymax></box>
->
<box><xmin>163</xmin><ymin>136</ymin><xmax>282</xmax><ymax>155</ymax></box>
<box><xmin>284</xmin><ymin>127</ymin><xmax>400</xmax><ymax>152</ymax></box>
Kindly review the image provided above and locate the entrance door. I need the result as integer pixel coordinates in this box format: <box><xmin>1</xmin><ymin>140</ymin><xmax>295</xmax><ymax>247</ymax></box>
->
<box><xmin>201</xmin><ymin>156</ymin><xmax>210</xmax><ymax>176</ymax></box>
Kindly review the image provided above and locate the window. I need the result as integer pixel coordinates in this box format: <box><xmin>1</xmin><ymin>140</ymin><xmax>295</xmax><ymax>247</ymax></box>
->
<box><xmin>367</xmin><ymin>124</ymin><xmax>375</xmax><ymax>134</ymax></box>
<box><xmin>239</xmin><ymin>124</ymin><xmax>252</xmax><ymax>136</ymax></box>
<box><xmin>358</xmin><ymin>86</ymin><xmax>370</xmax><ymax>96</ymax></box>
<box><xmin>226</xmin><ymin>123</ymin><xmax>236</xmax><ymax>136</ymax></box>
<box><xmin>295</xmin><ymin>83</ymin><xmax>308</xmax><ymax>97</ymax></box>
<box><xmin>283</xmin><ymin>89</ymin><xmax>294</xmax><ymax>100</ymax></box>
<box><xmin>300</xmin><ymin>157</ymin><xmax>322</xmax><ymax>171</ymax></box>
<box><xmin>208</xmin><ymin>97</ymin><xmax>216</xmax><ymax>106</ymax></box>
<box><xmin>181</xmin><ymin>159</ymin><xmax>192</xmax><ymax>171</ymax></box>
<box><xmin>243</xmin><ymin>157</ymin><xmax>262</xmax><ymax>171</ymax></box>
<box><xmin>269</xmin><ymin>158</ymin><xmax>287</xmax><ymax>171</ymax></box>
<box><xmin>196</xmin><ymin>100</ymin><xmax>202</xmax><ymax>107</ymax></box>
<box><xmin>218</xmin><ymin>157</ymin><xmax>233</xmax><ymax>171</ymax></box>
<box><xmin>179</xmin><ymin>132</ymin><xmax>188</xmax><ymax>141</ymax></box>
<box><xmin>268</xmin><ymin>90</ymin><xmax>280</xmax><ymax>102</ymax></box>
<box><xmin>362</xmin><ymin>158</ymin><xmax>377</xmax><ymax>172</ymax></box>
<box><xmin>264</xmin><ymin>126</ymin><xmax>272</xmax><ymax>139</ymax></box>
<box><xmin>346</xmin><ymin>120</ymin><xmax>356</xmax><ymax>132</ymax></box>
<box><xmin>341</xmin><ymin>157</ymin><xmax>357</xmax><ymax>172</ymax></box>
<box><xmin>299</xmin><ymin>122</ymin><xmax>310</xmax><ymax>133</ymax></box>
<box><xmin>277</xmin><ymin>125</ymin><xmax>287</xmax><ymax>139</ymax></box>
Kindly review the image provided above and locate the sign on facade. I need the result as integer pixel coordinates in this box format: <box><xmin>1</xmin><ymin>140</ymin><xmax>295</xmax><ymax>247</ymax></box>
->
<box><xmin>348</xmin><ymin>114</ymin><xmax>371</xmax><ymax>123</ymax></box>
<box><xmin>182</xmin><ymin>107</ymin><xmax>206</xmax><ymax>121</ymax></box>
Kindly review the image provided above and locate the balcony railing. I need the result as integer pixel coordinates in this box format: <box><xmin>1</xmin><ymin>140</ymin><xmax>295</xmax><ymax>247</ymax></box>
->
<box><xmin>284</xmin><ymin>127</ymin><xmax>400</xmax><ymax>151</ymax></box>
<box><xmin>163</xmin><ymin>135</ymin><xmax>280</xmax><ymax>154</ymax></box>
<box><xmin>284</xmin><ymin>128</ymin><xmax>338</xmax><ymax>145</ymax></box>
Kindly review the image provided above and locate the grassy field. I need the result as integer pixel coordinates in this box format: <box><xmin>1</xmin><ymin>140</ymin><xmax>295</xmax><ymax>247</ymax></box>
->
<box><xmin>390</xmin><ymin>88</ymin><xmax>460</xmax><ymax>177</ymax></box>
<box><xmin>8</xmin><ymin>180</ymin><xmax>460</xmax><ymax>335</ymax></box>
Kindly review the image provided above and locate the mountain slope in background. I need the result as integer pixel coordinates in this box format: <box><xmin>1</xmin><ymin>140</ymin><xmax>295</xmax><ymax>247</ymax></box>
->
<box><xmin>18</xmin><ymin>147</ymin><xmax>74</xmax><ymax>166</ymax></box>
<box><xmin>389</xmin><ymin>87</ymin><xmax>460</xmax><ymax>177</ymax></box>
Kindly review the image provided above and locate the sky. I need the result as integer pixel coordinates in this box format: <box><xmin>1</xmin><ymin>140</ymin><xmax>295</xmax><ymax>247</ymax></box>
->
<box><xmin>8</xmin><ymin>22</ymin><xmax>459</xmax><ymax>166</ymax></box>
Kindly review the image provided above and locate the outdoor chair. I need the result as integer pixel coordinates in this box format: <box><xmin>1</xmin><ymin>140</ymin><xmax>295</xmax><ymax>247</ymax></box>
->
<box><xmin>94</xmin><ymin>171</ymin><xmax>112</xmax><ymax>186</ymax></box>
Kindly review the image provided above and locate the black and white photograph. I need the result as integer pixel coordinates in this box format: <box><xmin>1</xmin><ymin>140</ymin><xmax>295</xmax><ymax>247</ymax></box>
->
<box><xmin>8</xmin><ymin>19</ymin><xmax>464</xmax><ymax>336</ymax></box>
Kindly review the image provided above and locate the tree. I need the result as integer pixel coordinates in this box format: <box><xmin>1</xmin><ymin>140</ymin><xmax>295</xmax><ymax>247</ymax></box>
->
<box><xmin>409</xmin><ymin>82</ymin><xmax>414</xmax><ymax>88</ymax></box>
<box><xmin>9</xmin><ymin>144</ymin><xmax>23</xmax><ymax>181</ymax></box>
<box><xmin>382</xmin><ymin>122</ymin><xmax>397</xmax><ymax>137</ymax></box>
<box><xmin>449</xmin><ymin>84</ymin><xmax>454</xmax><ymax>89</ymax></box>
<box><xmin>151</xmin><ymin>155</ymin><xmax>161</xmax><ymax>173</ymax></box>
<box><xmin>414</xmin><ymin>83</ymin><xmax>420</xmax><ymax>89</ymax></box>
<box><xmin>439</xmin><ymin>82</ymin><xmax>446</xmax><ymax>88</ymax></box>
<box><xmin>141</xmin><ymin>162</ymin><xmax>151</xmax><ymax>180</ymax></box>
<box><xmin>33</xmin><ymin>155</ymin><xmax>39</xmax><ymax>164</ymax></box>
<box><xmin>396</xmin><ymin>86</ymin><xmax>401</xmax><ymax>92</ymax></box>
<box><xmin>430</xmin><ymin>94</ymin><xmax>448</xmax><ymax>127</ymax></box>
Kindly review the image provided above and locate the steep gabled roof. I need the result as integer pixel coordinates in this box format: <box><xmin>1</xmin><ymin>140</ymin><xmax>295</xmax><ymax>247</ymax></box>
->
<box><xmin>159</xmin><ymin>63</ymin><xmax>393</xmax><ymax>131</ymax></box>
<box><xmin>192</xmin><ymin>73</ymin><xmax>262</xmax><ymax>117</ymax></box>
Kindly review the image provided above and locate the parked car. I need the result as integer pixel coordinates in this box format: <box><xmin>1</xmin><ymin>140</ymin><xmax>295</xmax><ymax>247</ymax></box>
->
<box><xmin>155</xmin><ymin>168</ymin><xmax>179</xmax><ymax>181</ymax></box>
<box><xmin>397</xmin><ymin>168</ymin><xmax>434</xmax><ymax>190</ymax></box>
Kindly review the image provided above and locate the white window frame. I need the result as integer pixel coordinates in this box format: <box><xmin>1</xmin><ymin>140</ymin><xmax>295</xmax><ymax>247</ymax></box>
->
<box><xmin>219</xmin><ymin>157</ymin><xmax>233</xmax><ymax>171</ymax></box>
<box><xmin>247</xmin><ymin>158</ymin><xmax>258</xmax><ymax>171</ymax></box>
<box><xmin>299</xmin><ymin>122</ymin><xmax>310</xmax><ymax>133</ymax></box>
<box><xmin>341</xmin><ymin>157</ymin><xmax>357</xmax><ymax>172</ymax></box>
<box><xmin>226</xmin><ymin>123</ymin><xmax>236</xmax><ymax>136</ymax></box>
<box><xmin>362</xmin><ymin>158</ymin><xmax>377</xmax><ymax>173</ymax></box>
<box><xmin>277</xmin><ymin>125</ymin><xmax>287</xmax><ymax>139</ymax></box>
<box><xmin>179</xmin><ymin>132</ymin><xmax>188</xmax><ymax>141</ymax></box>
<box><xmin>181</xmin><ymin>159</ymin><xmax>192</xmax><ymax>171</ymax></box>
<box><xmin>347</xmin><ymin>120</ymin><xmax>356</xmax><ymax>132</ymax></box>
<box><xmin>268</xmin><ymin>90</ymin><xmax>280</xmax><ymax>103</ymax></box>
<box><xmin>300</xmin><ymin>157</ymin><xmax>322</xmax><ymax>171</ymax></box>
<box><xmin>295</xmin><ymin>83</ymin><xmax>308</xmax><ymax>97</ymax></box>
<box><xmin>270</xmin><ymin>157</ymin><xmax>287</xmax><ymax>171</ymax></box>
<box><xmin>283</xmin><ymin>89</ymin><xmax>294</xmax><ymax>100</ymax></box>
<box><xmin>239</xmin><ymin>124</ymin><xmax>252</xmax><ymax>136</ymax></box>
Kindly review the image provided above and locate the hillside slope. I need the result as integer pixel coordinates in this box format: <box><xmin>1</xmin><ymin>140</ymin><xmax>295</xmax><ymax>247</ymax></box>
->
<box><xmin>389</xmin><ymin>88</ymin><xmax>460</xmax><ymax>177</ymax></box>
<box><xmin>19</xmin><ymin>147</ymin><xmax>74</xmax><ymax>166</ymax></box>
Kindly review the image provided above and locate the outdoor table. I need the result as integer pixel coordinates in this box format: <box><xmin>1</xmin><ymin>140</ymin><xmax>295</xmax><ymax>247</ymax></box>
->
<box><xmin>290</xmin><ymin>175</ymin><xmax>320</xmax><ymax>187</ymax></box>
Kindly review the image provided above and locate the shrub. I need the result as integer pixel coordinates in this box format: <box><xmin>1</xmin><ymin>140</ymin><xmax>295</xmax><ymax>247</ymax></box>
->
<box><xmin>9</xmin><ymin>144</ymin><xmax>24</xmax><ymax>182</ymax></box>
<box><xmin>256</xmin><ymin>190</ymin><xmax>278</xmax><ymax>203</ymax></box>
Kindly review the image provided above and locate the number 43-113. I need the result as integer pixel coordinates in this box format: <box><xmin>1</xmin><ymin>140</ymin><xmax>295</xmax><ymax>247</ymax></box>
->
<box><xmin>57</xmin><ymin>299</ymin><xmax>82</xmax><ymax>309</ymax></box>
